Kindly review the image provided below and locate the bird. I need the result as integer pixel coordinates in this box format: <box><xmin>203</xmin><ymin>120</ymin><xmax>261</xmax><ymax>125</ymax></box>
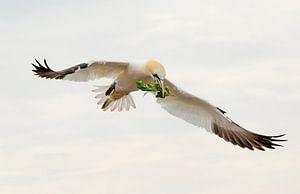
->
<box><xmin>32</xmin><ymin>58</ymin><xmax>286</xmax><ymax>151</ymax></box>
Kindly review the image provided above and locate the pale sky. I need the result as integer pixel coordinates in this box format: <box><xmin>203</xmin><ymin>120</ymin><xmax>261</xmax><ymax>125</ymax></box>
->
<box><xmin>0</xmin><ymin>0</ymin><xmax>299</xmax><ymax>194</ymax></box>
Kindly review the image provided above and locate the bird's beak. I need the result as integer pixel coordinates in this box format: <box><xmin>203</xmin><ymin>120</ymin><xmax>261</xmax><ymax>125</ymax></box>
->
<box><xmin>161</xmin><ymin>80</ymin><xmax>165</xmax><ymax>98</ymax></box>
<box><xmin>155</xmin><ymin>77</ymin><xmax>165</xmax><ymax>98</ymax></box>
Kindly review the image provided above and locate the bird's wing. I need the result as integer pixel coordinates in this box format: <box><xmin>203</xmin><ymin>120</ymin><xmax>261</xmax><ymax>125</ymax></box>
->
<box><xmin>157</xmin><ymin>79</ymin><xmax>285</xmax><ymax>151</ymax></box>
<box><xmin>32</xmin><ymin>59</ymin><xmax>129</xmax><ymax>81</ymax></box>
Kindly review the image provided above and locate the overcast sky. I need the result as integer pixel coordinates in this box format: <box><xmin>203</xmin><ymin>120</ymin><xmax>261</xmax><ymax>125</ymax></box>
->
<box><xmin>0</xmin><ymin>0</ymin><xmax>299</xmax><ymax>194</ymax></box>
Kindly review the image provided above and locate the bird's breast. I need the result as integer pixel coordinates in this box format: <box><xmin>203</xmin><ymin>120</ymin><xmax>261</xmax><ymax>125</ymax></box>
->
<box><xmin>115</xmin><ymin>64</ymin><xmax>152</xmax><ymax>93</ymax></box>
<box><xmin>115</xmin><ymin>73</ymin><xmax>143</xmax><ymax>92</ymax></box>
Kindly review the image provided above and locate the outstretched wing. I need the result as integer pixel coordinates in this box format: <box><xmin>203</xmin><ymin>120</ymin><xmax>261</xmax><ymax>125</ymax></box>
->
<box><xmin>157</xmin><ymin>79</ymin><xmax>286</xmax><ymax>151</ymax></box>
<box><xmin>32</xmin><ymin>59</ymin><xmax>129</xmax><ymax>81</ymax></box>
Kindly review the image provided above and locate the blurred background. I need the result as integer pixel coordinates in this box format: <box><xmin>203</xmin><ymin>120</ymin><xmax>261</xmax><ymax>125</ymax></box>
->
<box><xmin>0</xmin><ymin>0</ymin><xmax>299</xmax><ymax>193</ymax></box>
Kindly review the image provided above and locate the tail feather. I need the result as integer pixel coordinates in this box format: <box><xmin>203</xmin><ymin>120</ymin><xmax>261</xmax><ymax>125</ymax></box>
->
<box><xmin>124</xmin><ymin>97</ymin><xmax>130</xmax><ymax>111</ymax></box>
<box><xmin>92</xmin><ymin>85</ymin><xmax>136</xmax><ymax>112</ymax></box>
<box><xmin>111</xmin><ymin>100</ymin><xmax>120</xmax><ymax>112</ymax></box>
<box><xmin>102</xmin><ymin>98</ymin><xmax>114</xmax><ymax>111</ymax></box>
<box><xmin>127</xmin><ymin>95</ymin><xmax>136</xmax><ymax>109</ymax></box>
<box><xmin>118</xmin><ymin>98</ymin><xmax>124</xmax><ymax>112</ymax></box>
<box><xmin>95</xmin><ymin>92</ymin><xmax>105</xmax><ymax>99</ymax></box>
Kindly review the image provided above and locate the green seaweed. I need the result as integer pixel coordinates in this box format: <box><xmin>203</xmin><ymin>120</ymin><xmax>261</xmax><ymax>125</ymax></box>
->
<box><xmin>136</xmin><ymin>80</ymin><xmax>171</xmax><ymax>98</ymax></box>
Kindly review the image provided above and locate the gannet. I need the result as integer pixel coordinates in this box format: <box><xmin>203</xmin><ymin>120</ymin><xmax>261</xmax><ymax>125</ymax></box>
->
<box><xmin>32</xmin><ymin>59</ymin><xmax>286</xmax><ymax>151</ymax></box>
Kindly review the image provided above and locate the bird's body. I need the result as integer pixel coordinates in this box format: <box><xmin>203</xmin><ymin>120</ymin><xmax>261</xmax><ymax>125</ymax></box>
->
<box><xmin>32</xmin><ymin>59</ymin><xmax>286</xmax><ymax>151</ymax></box>
<box><xmin>114</xmin><ymin>62</ymin><xmax>149</xmax><ymax>93</ymax></box>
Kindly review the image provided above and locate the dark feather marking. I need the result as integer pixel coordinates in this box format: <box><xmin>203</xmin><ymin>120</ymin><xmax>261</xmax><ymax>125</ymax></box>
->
<box><xmin>226</xmin><ymin>132</ymin><xmax>237</xmax><ymax>145</ymax></box>
<box><xmin>222</xmin><ymin>130</ymin><xmax>230</xmax><ymax>142</ymax></box>
<box><xmin>35</xmin><ymin>58</ymin><xmax>42</xmax><ymax>66</ymax></box>
<box><xmin>79</xmin><ymin>63</ymin><xmax>88</xmax><ymax>69</ymax></box>
<box><xmin>105</xmin><ymin>82</ymin><xmax>116</xmax><ymax>96</ymax></box>
<box><xmin>101</xmin><ymin>98</ymin><xmax>113</xmax><ymax>109</ymax></box>
<box><xmin>216</xmin><ymin>107</ymin><xmax>227</xmax><ymax>114</ymax></box>
<box><xmin>212</xmin><ymin>122</ymin><xmax>285</xmax><ymax>151</ymax></box>
<box><xmin>43</xmin><ymin>58</ymin><xmax>52</xmax><ymax>70</ymax></box>
<box><xmin>32</xmin><ymin>58</ymin><xmax>89</xmax><ymax>80</ymax></box>
<box><xmin>238</xmin><ymin>133</ymin><xmax>256</xmax><ymax>150</ymax></box>
<box><xmin>102</xmin><ymin>100</ymin><xmax>109</xmax><ymax>109</ymax></box>
<box><xmin>231</xmin><ymin>131</ymin><xmax>251</xmax><ymax>149</ymax></box>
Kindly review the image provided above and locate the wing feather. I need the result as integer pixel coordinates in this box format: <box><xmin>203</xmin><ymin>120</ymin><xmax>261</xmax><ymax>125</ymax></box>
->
<box><xmin>32</xmin><ymin>59</ymin><xmax>128</xmax><ymax>81</ymax></box>
<box><xmin>157</xmin><ymin>79</ymin><xmax>286</xmax><ymax>151</ymax></box>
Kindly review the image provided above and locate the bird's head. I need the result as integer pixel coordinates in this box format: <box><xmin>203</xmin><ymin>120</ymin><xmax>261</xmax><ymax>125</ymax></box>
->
<box><xmin>145</xmin><ymin>60</ymin><xmax>166</xmax><ymax>97</ymax></box>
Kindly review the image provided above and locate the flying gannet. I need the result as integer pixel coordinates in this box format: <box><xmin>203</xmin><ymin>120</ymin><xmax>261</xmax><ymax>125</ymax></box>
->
<box><xmin>32</xmin><ymin>59</ymin><xmax>286</xmax><ymax>151</ymax></box>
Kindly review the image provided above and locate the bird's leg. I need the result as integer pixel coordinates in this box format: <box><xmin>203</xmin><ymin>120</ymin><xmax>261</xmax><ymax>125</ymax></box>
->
<box><xmin>105</xmin><ymin>82</ymin><xmax>116</xmax><ymax>96</ymax></box>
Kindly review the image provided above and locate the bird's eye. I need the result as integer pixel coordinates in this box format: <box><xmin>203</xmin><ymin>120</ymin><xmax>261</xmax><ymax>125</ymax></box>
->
<box><xmin>153</xmin><ymin>74</ymin><xmax>160</xmax><ymax>80</ymax></box>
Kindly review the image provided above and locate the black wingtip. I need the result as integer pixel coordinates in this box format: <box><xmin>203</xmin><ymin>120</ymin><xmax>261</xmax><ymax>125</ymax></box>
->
<box><xmin>216</xmin><ymin>107</ymin><xmax>227</xmax><ymax>114</ymax></box>
<box><xmin>263</xmin><ymin>133</ymin><xmax>287</xmax><ymax>150</ymax></box>
<box><xmin>43</xmin><ymin>58</ymin><xmax>51</xmax><ymax>70</ymax></box>
<box><xmin>242</xmin><ymin>132</ymin><xmax>286</xmax><ymax>151</ymax></box>
<box><xmin>272</xmin><ymin>134</ymin><xmax>285</xmax><ymax>138</ymax></box>
<box><xmin>32</xmin><ymin>58</ymin><xmax>51</xmax><ymax>71</ymax></box>
<box><xmin>35</xmin><ymin>58</ymin><xmax>42</xmax><ymax>67</ymax></box>
<box><xmin>270</xmin><ymin>134</ymin><xmax>287</xmax><ymax>142</ymax></box>
<box><xmin>31</xmin><ymin>58</ymin><xmax>66</xmax><ymax>79</ymax></box>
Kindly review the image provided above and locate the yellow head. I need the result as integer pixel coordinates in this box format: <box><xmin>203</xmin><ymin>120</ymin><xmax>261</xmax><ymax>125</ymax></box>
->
<box><xmin>145</xmin><ymin>60</ymin><xmax>166</xmax><ymax>80</ymax></box>
<box><xmin>145</xmin><ymin>60</ymin><xmax>166</xmax><ymax>97</ymax></box>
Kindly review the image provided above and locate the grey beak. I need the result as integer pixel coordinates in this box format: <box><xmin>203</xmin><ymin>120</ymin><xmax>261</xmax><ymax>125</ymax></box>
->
<box><xmin>155</xmin><ymin>77</ymin><xmax>165</xmax><ymax>98</ymax></box>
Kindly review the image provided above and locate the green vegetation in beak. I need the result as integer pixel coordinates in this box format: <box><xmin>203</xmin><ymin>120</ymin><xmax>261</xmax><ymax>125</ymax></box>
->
<box><xmin>136</xmin><ymin>80</ymin><xmax>171</xmax><ymax>98</ymax></box>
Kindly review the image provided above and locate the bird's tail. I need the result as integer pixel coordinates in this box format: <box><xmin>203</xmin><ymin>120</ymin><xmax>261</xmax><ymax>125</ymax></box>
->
<box><xmin>92</xmin><ymin>85</ymin><xmax>136</xmax><ymax>112</ymax></box>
